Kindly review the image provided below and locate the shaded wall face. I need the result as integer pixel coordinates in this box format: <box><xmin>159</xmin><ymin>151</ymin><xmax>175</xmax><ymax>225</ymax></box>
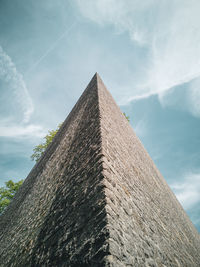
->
<box><xmin>98</xmin><ymin>80</ymin><xmax>200</xmax><ymax>266</ymax></box>
<box><xmin>0</xmin><ymin>78</ymin><xmax>109</xmax><ymax>267</ymax></box>
<box><xmin>31</xmin><ymin>84</ymin><xmax>109</xmax><ymax>266</ymax></box>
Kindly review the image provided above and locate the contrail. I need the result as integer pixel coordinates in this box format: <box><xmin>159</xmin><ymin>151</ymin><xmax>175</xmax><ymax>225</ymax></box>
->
<box><xmin>25</xmin><ymin>21</ymin><xmax>77</xmax><ymax>76</ymax></box>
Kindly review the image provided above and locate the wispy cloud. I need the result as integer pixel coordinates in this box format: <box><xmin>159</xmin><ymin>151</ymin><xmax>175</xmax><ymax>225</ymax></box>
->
<box><xmin>134</xmin><ymin>118</ymin><xmax>146</xmax><ymax>138</ymax></box>
<box><xmin>0</xmin><ymin>46</ymin><xmax>34</xmax><ymax>123</ymax></box>
<box><xmin>0</xmin><ymin>124</ymin><xmax>45</xmax><ymax>138</ymax></box>
<box><xmin>171</xmin><ymin>172</ymin><xmax>200</xmax><ymax>210</ymax></box>
<box><xmin>76</xmin><ymin>0</ymin><xmax>200</xmax><ymax>116</ymax></box>
<box><xmin>187</xmin><ymin>77</ymin><xmax>200</xmax><ymax>117</ymax></box>
<box><xmin>0</xmin><ymin>46</ymin><xmax>46</xmax><ymax>139</ymax></box>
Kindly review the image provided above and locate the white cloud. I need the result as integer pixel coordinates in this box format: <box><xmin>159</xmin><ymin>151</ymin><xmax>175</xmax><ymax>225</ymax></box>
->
<box><xmin>134</xmin><ymin>118</ymin><xmax>146</xmax><ymax>138</ymax></box>
<box><xmin>0</xmin><ymin>124</ymin><xmax>45</xmax><ymax>138</ymax></box>
<box><xmin>75</xmin><ymin>0</ymin><xmax>159</xmax><ymax>44</ymax></box>
<box><xmin>187</xmin><ymin>77</ymin><xmax>200</xmax><ymax>117</ymax></box>
<box><xmin>171</xmin><ymin>173</ymin><xmax>200</xmax><ymax>210</ymax></box>
<box><xmin>76</xmin><ymin>0</ymin><xmax>200</xmax><ymax>116</ymax></box>
<box><xmin>0</xmin><ymin>46</ymin><xmax>34</xmax><ymax>123</ymax></box>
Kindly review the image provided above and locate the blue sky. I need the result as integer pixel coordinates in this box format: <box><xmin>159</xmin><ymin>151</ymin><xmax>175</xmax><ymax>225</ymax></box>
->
<box><xmin>0</xmin><ymin>0</ymin><xmax>200</xmax><ymax>231</ymax></box>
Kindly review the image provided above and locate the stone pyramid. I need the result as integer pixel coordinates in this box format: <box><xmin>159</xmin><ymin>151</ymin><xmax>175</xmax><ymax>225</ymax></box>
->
<box><xmin>0</xmin><ymin>73</ymin><xmax>200</xmax><ymax>266</ymax></box>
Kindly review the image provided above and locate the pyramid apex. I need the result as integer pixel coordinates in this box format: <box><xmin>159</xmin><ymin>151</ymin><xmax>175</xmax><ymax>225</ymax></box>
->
<box><xmin>92</xmin><ymin>72</ymin><xmax>102</xmax><ymax>82</ymax></box>
<box><xmin>86</xmin><ymin>72</ymin><xmax>105</xmax><ymax>92</ymax></box>
<box><xmin>95</xmin><ymin>72</ymin><xmax>102</xmax><ymax>81</ymax></box>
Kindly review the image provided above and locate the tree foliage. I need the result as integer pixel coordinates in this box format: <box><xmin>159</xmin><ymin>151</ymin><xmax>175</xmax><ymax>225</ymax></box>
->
<box><xmin>0</xmin><ymin>123</ymin><xmax>63</xmax><ymax>214</ymax></box>
<box><xmin>31</xmin><ymin>123</ymin><xmax>62</xmax><ymax>162</ymax></box>
<box><xmin>0</xmin><ymin>179</ymin><xmax>24</xmax><ymax>214</ymax></box>
<box><xmin>123</xmin><ymin>112</ymin><xmax>130</xmax><ymax>122</ymax></box>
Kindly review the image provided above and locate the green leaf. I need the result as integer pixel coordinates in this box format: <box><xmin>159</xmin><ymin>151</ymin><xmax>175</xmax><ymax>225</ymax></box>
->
<box><xmin>31</xmin><ymin>123</ymin><xmax>63</xmax><ymax>162</ymax></box>
<box><xmin>0</xmin><ymin>179</ymin><xmax>24</xmax><ymax>214</ymax></box>
<box><xmin>123</xmin><ymin>112</ymin><xmax>130</xmax><ymax>122</ymax></box>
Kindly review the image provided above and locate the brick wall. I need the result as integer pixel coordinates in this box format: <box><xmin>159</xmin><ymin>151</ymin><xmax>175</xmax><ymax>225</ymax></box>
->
<box><xmin>97</xmin><ymin>75</ymin><xmax>200</xmax><ymax>266</ymax></box>
<box><xmin>0</xmin><ymin>75</ymin><xmax>109</xmax><ymax>266</ymax></box>
<box><xmin>0</xmin><ymin>73</ymin><xmax>199</xmax><ymax>266</ymax></box>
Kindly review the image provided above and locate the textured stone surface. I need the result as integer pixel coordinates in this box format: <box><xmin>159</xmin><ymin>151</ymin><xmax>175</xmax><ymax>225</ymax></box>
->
<box><xmin>97</xmin><ymin>76</ymin><xmax>200</xmax><ymax>266</ymax></box>
<box><xmin>0</xmin><ymin>73</ymin><xmax>200</xmax><ymax>266</ymax></box>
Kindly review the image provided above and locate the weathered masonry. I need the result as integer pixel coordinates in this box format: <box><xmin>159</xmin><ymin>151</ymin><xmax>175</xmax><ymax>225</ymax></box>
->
<box><xmin>0</xmin><ymin>74</ymin><xmax>200</xmax><ymax>266</ymax></box>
